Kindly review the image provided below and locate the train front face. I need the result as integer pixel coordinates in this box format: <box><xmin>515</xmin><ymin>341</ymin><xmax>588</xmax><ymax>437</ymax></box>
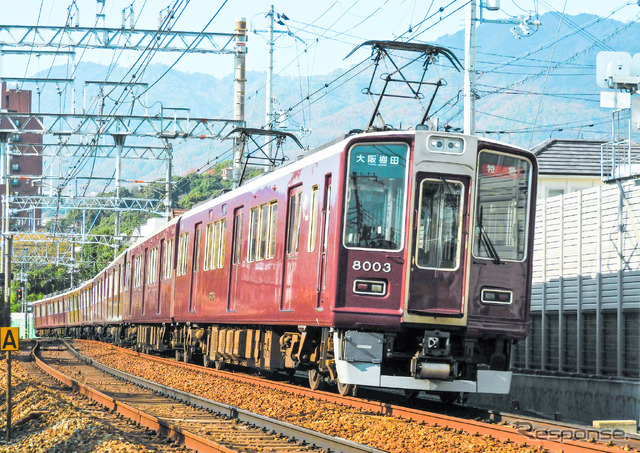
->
<box><xmin>334</xmin><ymin>131</ymin><xmax>537</xmax><ymax>394</ymax></box>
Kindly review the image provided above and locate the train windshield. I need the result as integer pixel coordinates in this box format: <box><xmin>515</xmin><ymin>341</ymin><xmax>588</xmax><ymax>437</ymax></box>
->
<box><xmin>474</xmin><ymin>150</ymin><xmax>533</xmax><ymax>262</ymax></box>
<box><xmin>415</xmin><ymin>179</ymin><xmax>464</xmax><ymax>270</ymax></box>
<box><xmin>343</xmin><ymin>143</ymin><xmax>408</xmax><ymax>251</ymax></box>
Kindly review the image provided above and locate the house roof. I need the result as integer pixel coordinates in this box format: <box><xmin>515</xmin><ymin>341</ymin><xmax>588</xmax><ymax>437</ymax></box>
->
<box><xmin>531</xmin><ymin>139</ymin><xmax>606</xmax><ymax>176</ymax></box>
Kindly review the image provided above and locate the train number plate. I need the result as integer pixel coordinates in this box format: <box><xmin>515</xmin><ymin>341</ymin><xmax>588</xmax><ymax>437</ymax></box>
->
<box><xmin>352</xmin><ymin>260</ymin><xmax>391</xmax><ymax>273</ymax></box>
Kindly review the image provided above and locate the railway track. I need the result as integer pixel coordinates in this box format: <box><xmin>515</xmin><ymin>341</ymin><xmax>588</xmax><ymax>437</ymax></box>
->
<box><xmin>70</xmin><ymin>339</ymin><xmax>636</xmax><ymax>453</ymax></box>
<box><xmin>33</xmin><ymin>340</ymin><xmax>384</xmax><ymax>453</ymax></box>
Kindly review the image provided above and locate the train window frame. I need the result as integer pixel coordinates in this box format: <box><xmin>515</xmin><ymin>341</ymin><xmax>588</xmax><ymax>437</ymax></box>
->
<box><xmin>193</xmin><ymin>226</ymin><xmax>202</xmax><ymax>273</ymax></box>
<box><xmin>342</xmin><ymin>142</ymin><xmax>409</xmax><ymax>252</ymax></box>
<box><xmin>146</xmin><ymin>246</ymin><xmax>159</xmax><ymax>284</ymax></box>
<box><xmin>286</xmin><ymin>188</ymin><xmax>302</xmax><ymax>255</ymax></box>
<box><xmin>177</xmin><ymin>233</ymin><xmax>190</xmax><ymax>276</ymax></box>
<box><xmin>232</xmin><ymin>209</ymin><xmax>244</xmax><ymax>265</ymax></box>
<box><xmin>216</xmin><ymin>219</ymin><xmax>227</xmax><ymax>268</ymax></box>
<box><xmin>472</xmin><ymin>149</ymin><xmax>533</xmax><ymax>263</ymax></box>
<box><xmin>266</xmin><ymin>201</ymin><xmax>278</xmax><ymax>259</ymax></box>
<box><xmin>308</xmin><ymin>185</ymin><xmax>319</xmax><ymax>252</ymax></box>
<box><xmin>248</xmin><ymin>201</ymin><xmax>278</xmax><ymax>262</ymax></box>
<box><xmin>124</xmin><ymin>260</ymin><xmax>130</xmax><ymax>289</ymax></box>
<box><xmin>247</xmin><ymin>207</ymin><xmax>259</xmax><ymax>262</ymax></box>
<box><xmin>134</xmin><ymin>255</ymin><xmax>143</xmax><ymax>288</ymax></box>
<box><xmin>163</xmin><ymin>238</ymin><xmax>174</xmax><ymax>279</ymax></box>
<box><xmin>258</xmin><ymin>203</ymin><xmax>269</xmax><ymax>259</ymax></box>
<box><xmin>204</xmin><ymin>222</ymin><xmax>214</xmax><ymax>270</ymax></box>
<box><xmin>414</xmin><ymin>178</ymin><xmax>465</xmax><ymax>271</ymax></box>
<box><xmin>205</xmin><ymin>218</ymin><xmax>227</xmax><ymax>269</ymax></box>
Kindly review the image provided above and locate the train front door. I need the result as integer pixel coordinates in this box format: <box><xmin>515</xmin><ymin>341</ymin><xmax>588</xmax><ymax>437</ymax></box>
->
<box><xmin>407</xmin><ymin>174</ymin><xmax>469</xmax><ymax>316</ymax></box>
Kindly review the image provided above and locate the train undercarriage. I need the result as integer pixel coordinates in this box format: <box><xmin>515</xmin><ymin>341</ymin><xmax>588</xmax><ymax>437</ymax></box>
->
<box><xmin>41</xmin><ymin>322</ymin><xmax>512</xmax><ymax>398</ymax></box>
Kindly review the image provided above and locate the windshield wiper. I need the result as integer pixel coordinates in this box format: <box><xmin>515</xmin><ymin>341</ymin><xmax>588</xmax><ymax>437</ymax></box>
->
<box><xmin>478</xmin><ymin>206</ymin><xmax>501</xmax><ymax>265</ymax></box>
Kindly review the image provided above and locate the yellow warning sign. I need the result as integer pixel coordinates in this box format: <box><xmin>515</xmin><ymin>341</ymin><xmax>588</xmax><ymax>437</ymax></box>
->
<box><xmin>0</xmin><ymin>327</ymin><xmax>19</xmax><ymax>351</ymax></box>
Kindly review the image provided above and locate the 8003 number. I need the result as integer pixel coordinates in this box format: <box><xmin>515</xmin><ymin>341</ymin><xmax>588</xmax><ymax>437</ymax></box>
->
<box><xmin>352</xmin><ymin>260</ymin><xmax>391</xmax><ymax>273</ymax></box>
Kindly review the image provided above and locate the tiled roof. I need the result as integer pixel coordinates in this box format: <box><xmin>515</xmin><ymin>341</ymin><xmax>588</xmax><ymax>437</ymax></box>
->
<box><xmin>531</xmin><ymin>139</ymin><xmax>606</xmax><ymax>176</ymax></box>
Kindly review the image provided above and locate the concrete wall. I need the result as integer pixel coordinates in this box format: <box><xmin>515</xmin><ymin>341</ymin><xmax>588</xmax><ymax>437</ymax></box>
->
<box><xmin>469</xmin><ymin>374</ymin><xmax>639</xmax><ymax>426</ymax></box>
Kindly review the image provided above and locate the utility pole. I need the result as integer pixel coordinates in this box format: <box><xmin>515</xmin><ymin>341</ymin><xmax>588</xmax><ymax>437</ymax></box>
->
<box><xmin>2</xmin><ymin>132</ymin><xmax>12</xmax><ymax>328</ymax></box>
<box><xmin>464</xmin><ymin>0</ymin><xmax>477</xmax><ymax>136</ymax></box>
<box><xmin>464</xmin><ymin>0</ymin><xmax>539</xmax><ymax>136</ymax></box>
<box><xmin>265</xmin><ymin>5</ymin><xmax>275</xmax><ymax>170</ymax></box>
<box><xmin>113</xmin><ymin>133</ymin><xmax>125</xmax><ymax>259</ymax></box>
<box><xmin>165</xmin><ymin>140</ymin><xmax>173</xmax><ymax>220</ymax></box>
<box><xmin>233</xmin><ymin>17</ymin><xmax>247</xmax><ymax>188</ymax></box>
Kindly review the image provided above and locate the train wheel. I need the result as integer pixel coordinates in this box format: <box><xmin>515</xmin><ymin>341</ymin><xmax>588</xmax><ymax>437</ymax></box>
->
<box><xmin>203</xmin><ymin>354</ymin><xmax>211</xmax><ymax>368</ymax></box>
<box><xmin>183</xmin><ymin>348</ymin><xmax>192</xmax><ymax>363</ymax></box>
<box><xmin>212</xmin><ymin>359</ymin><xmax>225</xmax><ymax>370</ymax></box>
<box><xmin>308</xmin><ymin>369</ymin><xmax>325</xmax><ymax>391</ymax></box>
<box><xmin>175</xmin><ymin>350</ymin><xmax>183</xmax><ymax>361</ymax></box>
<box><xmin>336</xmin><ymin>379</ymin><xmax>356</xmax><ymax>397</ymax></box>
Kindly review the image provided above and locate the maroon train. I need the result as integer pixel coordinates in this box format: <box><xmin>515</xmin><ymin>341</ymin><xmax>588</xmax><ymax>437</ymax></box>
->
<box><xmin>33</xmin><ymin>129</ymin><xmax>537</xmax><ymax>398</ymax></box>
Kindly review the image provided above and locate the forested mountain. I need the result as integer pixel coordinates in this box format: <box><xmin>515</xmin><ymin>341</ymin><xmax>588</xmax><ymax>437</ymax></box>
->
<box><xmin>31</xmin><ymin>12</ymin><xmax>639</xmax><ymax>182</ymax></box>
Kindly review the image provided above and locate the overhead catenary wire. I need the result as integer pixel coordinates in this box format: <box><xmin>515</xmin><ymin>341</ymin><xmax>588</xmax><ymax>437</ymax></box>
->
<box><xmin>528</xmin><ymin>0</ymin><xmax>567</xmax><ymax>149</ymax></box>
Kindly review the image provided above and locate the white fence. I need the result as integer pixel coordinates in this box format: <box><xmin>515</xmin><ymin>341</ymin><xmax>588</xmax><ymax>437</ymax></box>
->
<box><xmin>514</xmin><ymin>181</ymin><xmax>640</xmax><ymax>378</ymax></box>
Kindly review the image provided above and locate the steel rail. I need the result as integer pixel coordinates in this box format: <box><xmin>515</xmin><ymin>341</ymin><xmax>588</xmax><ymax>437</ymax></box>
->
<box><xmin>31</xmin><ymin>343</ymin><xmax>235</xmax><ymax>453</ymax></box>
<box><xmin>75</xmin><ymin>339</ymin><xmax>630</xmax><ymax>453</ymax></box>
<box><xmin>59</xmin><ymin>340</ymin><xmax>383</xmax><ymax>453</ymax></box>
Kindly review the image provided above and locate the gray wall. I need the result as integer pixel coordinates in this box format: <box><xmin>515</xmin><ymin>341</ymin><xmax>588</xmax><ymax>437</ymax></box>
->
<box><xmin>470</xmin><ymin>374</ymin><xmax>639</xmax><ymax>425</ymax></box>
<box><xmin>495</xmin><ymin>182</ymin><xmax>640</xmax><ymax>424</ymax></box>
<box><xmin>515</xmin><ymin>183</ymin><xmax>640</xmax><ymax>378</ymax></box>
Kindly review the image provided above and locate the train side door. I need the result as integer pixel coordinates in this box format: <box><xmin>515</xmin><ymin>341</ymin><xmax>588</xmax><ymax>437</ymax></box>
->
<box><xmin>407</xmin><ymin>173</ymin><xmax>469</xmax><ymax>316</ymax></box>
<box><xmin>281</xmin><ymin>185</ymin><xmax>303</xmax><ymax>311</ymax></box>
<box><xmin>315</xmin><ymin>176</ymin><xmax>331</xmax><ymax>309</ymax></box>
<box><xmin>228</xmin><ymin>207</ymin><xmax>243</xmax><ymax>312</ymax></box>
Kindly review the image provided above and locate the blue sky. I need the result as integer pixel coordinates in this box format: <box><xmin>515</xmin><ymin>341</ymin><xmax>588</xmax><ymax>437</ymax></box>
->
<box><xmin>1</xmin><ymin>0</ymin><xmax>638</xmax><ymax>79</ymax></box>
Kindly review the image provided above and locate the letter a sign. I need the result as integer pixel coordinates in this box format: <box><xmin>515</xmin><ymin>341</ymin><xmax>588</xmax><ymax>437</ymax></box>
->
<box><xmin>0</xmin><ymin>327</ymin><xmax>18</xmax><ymax>351</ymax></box>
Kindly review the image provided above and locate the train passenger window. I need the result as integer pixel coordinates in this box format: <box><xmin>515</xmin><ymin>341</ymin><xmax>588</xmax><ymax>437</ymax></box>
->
<box><xmin>257</xmin><ymin>204</ymin><xmax>269</xmax><ymax>259</ymax></box>
<box><xmin>287</xmin><ymin>189</ymin><xmax>302</xmax><ymax>255</ymax></box>
<box><xmin>232</xmin><ymin>210</ymin><xmax>243</xmax><ymax>265</ymax></box>
<box><xmin>266</xmin><ymin>202</ymin><xmax>277</xmax><ymax>259</ymax></box>
<box><xmin>343</xmin><ymin>143</ymin><xmax>408</xmax><ymax>251</ymax></box>
<box><xmin>204</xmin><ymin>223</ymin><xmax>214</xmax><ymax>270</ymax></box>
<box><xmin>124</xmin><ymin>260</ymin><xmax>130</xmax><ymax>289</ymax></box>
<box><xmin>193</xmin><ymin>227</ymin><xmax>201</xmax><ymax>273</ymax></box>
<box><xmin>215</xmin><ymin>219</ymin><xmax>227</xmax><ymax>267</ymax></box>
<box><xmin>134</xmin><ymin>255</ymin><xmax>143</xmax><ymax>288</ymax></box>
<box><xmin>474</xmin><ymin>151</ymin><xmax>533</xmax><ymax>262</ymax></box>
<box><xmin>248</xmin><ymin>207</ymin><xmax>259</xmax><ymax>262</ymax></box>
<box><xmin>147</xmin><ymin>247</ymin><xmax>159</xmax><ymax>284</ymax></box>
<box><xmin>248</xmin><ymin>202</ymin><xmax>277</xmax><ymax>261</ymax></box>
<box><xmin>308</xmin><ymin>186</ymin><xmax>319</xmax><ymax>252</ymax></box>
<box><xmin>163</xmin><ymin>239</ymin><xmax>174</xmax><ymax>279</ymax></box>
<box><xmin>206</xmin><ymin>219</ymin><xmax>227</xmax><ymax>269</ymax></box>
<box><xmin>177</xmin><ymin>233</ymin><xmax>190</xmax><ymax>276</ymax></box>
<box><xmin>415</xmin><ymin>179</ymin><xmax>464</xmax><ymax>270</ymax></box>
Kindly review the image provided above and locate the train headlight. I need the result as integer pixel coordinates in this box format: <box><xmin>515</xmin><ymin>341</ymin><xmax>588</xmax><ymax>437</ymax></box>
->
<box><xmin>353</xmin><ymin>279</ymin><xmax>387</xmax><ymax>296</ymax></box>
<box><xmin>427</xmin><ymin>136</ymin><xmax>465</xmax><ymax>154</ymax></box>
<box><xmin>481</xmin><ymin>288</ymin><xmax>513</xmax><ymax>305</ymax></box>
<box><xmin>429</xmin><ymin>138</ymin><xmax>445</xmax><ymax>150</ymax></box>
